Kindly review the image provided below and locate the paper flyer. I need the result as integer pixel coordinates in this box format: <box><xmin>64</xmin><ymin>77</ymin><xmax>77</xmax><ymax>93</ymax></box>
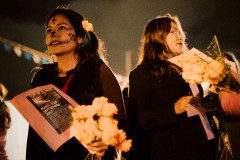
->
<box><xmin>10</xmin><ymin>84</ymin><xmax>79</xmax><ymax>151</ymax></box>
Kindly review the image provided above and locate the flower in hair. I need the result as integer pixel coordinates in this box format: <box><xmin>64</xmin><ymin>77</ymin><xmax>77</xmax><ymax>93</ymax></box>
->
<box><xmin>0</xmin><ymin>83</ymin><xmax>7</xmax><ymax>103</ymax></box>
<box><xmin>82</xmin><ymin>20</ymin><xmax>93</xmax><ymax>32</ymax></box>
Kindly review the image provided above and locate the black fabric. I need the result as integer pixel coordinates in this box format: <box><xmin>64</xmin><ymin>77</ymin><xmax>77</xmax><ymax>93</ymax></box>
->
<box><xmin>225</xmin><ymin>116</ymin><xmax>240</xmax><ymax>160</ymax></box>
<box><xmin>55</xmin><ymin>137</ymin><xmax>89</xmax><ymax>160</ymax></box>
<box><xmin>128</xmin><ymin>64</ymin><xmax>218</xmax><ymax>160</ymax></box>
<box><xmin>26</xmin><ymin>57</ymin><xmax>128</xmax><ymax>160</ymax></box>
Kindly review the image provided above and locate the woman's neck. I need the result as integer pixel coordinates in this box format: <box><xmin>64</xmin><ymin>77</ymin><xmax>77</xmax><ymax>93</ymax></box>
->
<box><xmin>56</xmin><ymin>53</ymin><xmax>79</xmax><ymax>77</ymax></box>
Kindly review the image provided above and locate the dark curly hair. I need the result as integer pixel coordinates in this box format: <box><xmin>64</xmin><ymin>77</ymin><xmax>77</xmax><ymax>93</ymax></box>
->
<box><xmin>46</xmin><ymin>6</ymin><xmax>107</xmax><ymax>65</ymax></box>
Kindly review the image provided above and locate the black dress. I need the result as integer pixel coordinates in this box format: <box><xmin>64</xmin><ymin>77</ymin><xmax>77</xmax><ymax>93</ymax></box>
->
<box><xmin>128</xmin><ymin>64</ymin><xmax>218</xmax><ymax>160</ymax></box>
<box><xmin>26</xmin><ymin>58</ymin><xmax>128</xmax><ymax>160</ymax></box>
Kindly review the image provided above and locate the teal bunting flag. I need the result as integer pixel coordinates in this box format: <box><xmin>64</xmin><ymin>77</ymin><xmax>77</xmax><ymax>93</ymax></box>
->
<box><xmin>3</xmin><ymin>43</ymin><xmax>12</xmax><ymax>52</ymax></box>
<box><xmin>41</xmin><ymin>58</ymin><xmax>49</xmax><ymax>64</ymax></box>
<box><xmin>23</xmin><ymin>52</ymin><xmax>32</xmax><ymax>61</ymax></box>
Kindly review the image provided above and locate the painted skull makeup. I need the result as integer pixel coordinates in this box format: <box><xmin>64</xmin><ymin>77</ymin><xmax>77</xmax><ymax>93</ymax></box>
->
<box><xmin>46</xmin><ymin>25</ymin><xmax>74</xmax><ymax>37</ymax></box>
<box><xmin>52</xmin><ymin>16</ymin><xmax>57</xmax><ymax>24</ymax></box>
<box><xmin>46</xmin><ymin>16</ymin><xmax>78</xmax><ymax>46</ymax></box>
<box><xmin>45</xmin><ymin>14</ymin><xmax>80</xmax><ymax>55</ymax></box>
<box><xmin>61</xmin><ymin>33</ymin><xmax>77</xmax><ymax>44</ymax></box>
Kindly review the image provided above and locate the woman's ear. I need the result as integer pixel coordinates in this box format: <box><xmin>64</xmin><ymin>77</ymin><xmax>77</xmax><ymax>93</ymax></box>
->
<box><xmin>77</xmin><ymin>37</ymin><xmax>83</xmax><ymax>44</ymax></box>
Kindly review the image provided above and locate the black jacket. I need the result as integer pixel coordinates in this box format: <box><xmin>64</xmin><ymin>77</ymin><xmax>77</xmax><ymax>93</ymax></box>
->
<box><xmin>128</xmin><ymin>64</ymin><xmax>218</xmax><ymax>160</ymax></box>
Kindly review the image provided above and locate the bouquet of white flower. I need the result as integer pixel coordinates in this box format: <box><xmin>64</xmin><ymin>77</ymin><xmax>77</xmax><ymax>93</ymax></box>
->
<box><xmin>180</xmin><ymin>48</ymin><xmax>225</xmax><ymax>85</ymax></box>
<box><xmin>70</xmin><ymin>96</ymin><xmax>132</xmax><ymax>160</ymax></box>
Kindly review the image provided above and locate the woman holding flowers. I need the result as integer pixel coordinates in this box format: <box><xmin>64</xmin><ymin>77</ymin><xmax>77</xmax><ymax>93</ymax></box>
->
<box><xmin>128</xmin><ymin>14</ymin><xmax>218</xmax><ymax>160</ymax></box>
<box><xmin>26</xmin><ymin>6</ymin><xmax>128</xmax><ymax>160</ymax></box>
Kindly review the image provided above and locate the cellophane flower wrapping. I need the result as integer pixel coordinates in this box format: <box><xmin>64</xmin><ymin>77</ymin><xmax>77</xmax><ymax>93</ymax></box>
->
<box><xmin>170</xmin><ymin>35</ymin><xmax>240</xmax><ymax>160</ymax></box>
<box><xmin>180</xmin><ymin>50</ymin><xmax>225</xmax><ymax>85</ymax></box>
<box><xmin>70</xmin><ymin>96</ymin><xmax>132</xmax><ymax>159</ymax></box>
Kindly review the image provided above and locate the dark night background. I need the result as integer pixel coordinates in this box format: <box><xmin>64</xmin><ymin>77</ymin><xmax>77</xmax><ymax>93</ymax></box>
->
<box><xmin>0</xmin><ymin>0</ymin><xmax>240</xmax><ymax>98</ymax></box>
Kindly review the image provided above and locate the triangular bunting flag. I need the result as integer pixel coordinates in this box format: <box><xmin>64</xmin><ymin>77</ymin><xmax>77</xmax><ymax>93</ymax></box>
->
<box><xmin>23</xmin><ymin>52</ymin><xmax>32</xmax><ymax>61</ymax></box>
<box><xmin>3</xmin><ymin>43</ymin><xmax>12</xmax><ymax>52</ymax></box>
<box><xmin>32</xmin><ymin>55</ymin><xmax>41</xmax><ymax>64</ymax></box>
<box><xmin>13</xmin><ymin>46</ymin><xmax>22</xmax><ymax>57</ymax></box>
<box><xmin>41</xmin><ymin>58</ymin><xmax>49</xmax><ymax>64</ymax></box>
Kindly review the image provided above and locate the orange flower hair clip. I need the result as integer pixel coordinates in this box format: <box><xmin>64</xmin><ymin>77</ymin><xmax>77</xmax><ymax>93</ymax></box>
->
<box><xmin>82</xmin><ymin>20</ymin><xmax>93</xmax><ymax>32</ymax></box>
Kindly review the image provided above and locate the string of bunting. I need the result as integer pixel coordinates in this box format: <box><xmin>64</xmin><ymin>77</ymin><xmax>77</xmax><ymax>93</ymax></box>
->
<box><xmin>0</xmin><ymin>36</ymin><xmax>129</xmax><ymax>89</ymax></box>
<box><xmin>0</xmin><ymin>36</ymin><xmax>52</xmax><ymax>64</ymax></box>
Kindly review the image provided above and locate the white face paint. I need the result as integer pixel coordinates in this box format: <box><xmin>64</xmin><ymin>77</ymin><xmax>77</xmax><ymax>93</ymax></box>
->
<box><xmin>45</xmin><ymin>14</ymin><xmax>78</xmax><ymax>56</ymax></box>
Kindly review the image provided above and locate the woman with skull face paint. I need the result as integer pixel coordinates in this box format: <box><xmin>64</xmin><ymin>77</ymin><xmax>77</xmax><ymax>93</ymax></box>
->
<box><xmin>26</xmin><ymin>6</ymin><xmax>128</xmax><ymax>160</ymax></box>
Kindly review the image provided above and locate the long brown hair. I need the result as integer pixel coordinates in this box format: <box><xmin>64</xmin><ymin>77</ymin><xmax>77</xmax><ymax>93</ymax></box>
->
<box><xmin>138</xmin><ymin>13</ymin><xmax>187</xmax><ymax>79</ymax></box>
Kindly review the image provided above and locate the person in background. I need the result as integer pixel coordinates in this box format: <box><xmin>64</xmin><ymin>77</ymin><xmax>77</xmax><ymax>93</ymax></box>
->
<box><xmin>0</xmin><ymin>83</ymin><xmax>11</xmax><ymax>160</ymax></box>
<box><xmin>217</xmin><ymin>58</ymin><xmax>240</xmax><ymax>160</ymax></box>
<box><xmin>218</xmin><ymin>87</ymin><xmax>240</xmax><ymax>160</ymax></box>
<box><xmin>218</xmin><ymin>52</ymin><xmax>240</xmax><ymax>116</ymax></box>
<box><xmin>128</xmin><ymin>14</ymin><xmax>218</xmax><ymax>160</ymax></box>
<box><xmin>26</xmin><ymin>6</ymin><xmax>128</xmax><ymax>160</ymax></box>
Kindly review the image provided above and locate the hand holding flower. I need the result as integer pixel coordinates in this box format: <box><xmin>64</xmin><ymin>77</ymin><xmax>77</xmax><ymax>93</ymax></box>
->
<box><xmin>82</xmin><ymin>140</ymin><xmax>108</xmax><ymax>157</ymax></box>
<box><xmin>70</xmin><ymin>97</ymin><xmax>132</xmax><ymax>159</ymax></box>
